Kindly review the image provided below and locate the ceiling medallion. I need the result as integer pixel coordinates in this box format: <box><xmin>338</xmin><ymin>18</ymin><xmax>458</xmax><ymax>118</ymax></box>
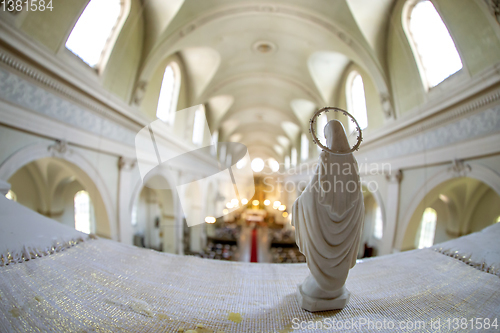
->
<box><xmin>252</xmin><ymin>41</ymin><xmax>277</xmax><ymax>54</ymax></box>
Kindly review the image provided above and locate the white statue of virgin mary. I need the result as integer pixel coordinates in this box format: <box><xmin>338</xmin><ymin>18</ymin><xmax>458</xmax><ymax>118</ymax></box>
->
<box><xmin>292</xmin><ymin>119</ymin><xmax>364</xmax><ymax>312</ymax></box>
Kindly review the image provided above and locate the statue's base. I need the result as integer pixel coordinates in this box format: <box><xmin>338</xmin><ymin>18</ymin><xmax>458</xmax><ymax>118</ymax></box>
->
<box><xmin>296</xmin><ymin>285</ymin><xmax>350</xmax><ymax>312</ymax></box>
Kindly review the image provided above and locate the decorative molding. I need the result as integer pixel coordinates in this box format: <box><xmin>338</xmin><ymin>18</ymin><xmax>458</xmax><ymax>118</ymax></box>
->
<box><xmin>0</xmin><ymin>67</ymin><xmax>137</xmax><ymax>146</ymax></box>
<box><xmin>118</xmin><ymin>156</ymin><xmax>137</xmax><ymax>170</ymax></box>
<box><xmin>447</xmin><ymin>159</ymin><xmax>472</xmax><ymax>178</ymax></box>
<box><xmin>363</xmin><ymin>63</ymin><xmax>500</xmax><ymax>148</ymax></box>
<box><xmin>47</xmin><ymin>140</ymin><xmax>71</xmax><ymax>157</ymax></box>
<box><xmin>0</xmin><ymin>179</ymin><xmax>10</xmax><ymax>195</ymax></box>
<box><xmin>380</xmin><ymin>93</ymin><xmax>395</xmax><ymax>119</ymax></box>
<box><xmin>37</xmin><ymin>209</ymin><xmax>64</xmax><ymax>218</ymax></box>
<box><xmin>0</xmin><ymin>51</ymin><xmax>219</xmax><ymax>169</ymax></box>
<box><xmin>0</xmin><ymin>48</ymin><xmax>136</xmax><ymax>128</ymax></box>
<box><xmin>361</xmin><ymin>102</ymin><xmax>500</xmax><ymax>162</ymax></box>
<box><xmin>484</xmin><ymin>0</ymin><xmax>500</xmax><ymax>24</ymax></box>
<box><xmin>385</xmin><ymin>169</ymin><xmax>402</xmax><ymax>184</ymax></box>
<box><xmin>132</xmin><ymin>80</ymin><xmax>147</xmax><ymax>106</ymax></box>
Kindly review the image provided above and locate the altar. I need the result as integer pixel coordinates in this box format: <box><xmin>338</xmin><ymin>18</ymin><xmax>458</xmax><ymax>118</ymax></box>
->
<box><xmin>1</xmin><ymin>195</ymin><xmax>499</xmax><ymax>332</ymax></box>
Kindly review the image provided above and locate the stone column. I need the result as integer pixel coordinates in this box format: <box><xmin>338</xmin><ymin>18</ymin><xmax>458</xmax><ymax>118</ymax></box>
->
<box><xmin>380</xmin><ymin>170</ymin><xmax>402</xmax><ymax>255</ymax></box>
<box><xmin>175</xmin><ymin>170</ymin><xmax>185</xmax><ymax>255</ymax></box>
<box><xmin>117</xmin><ymin>157</ymin><xmax>136</xmax><ymax>245</ymax></box>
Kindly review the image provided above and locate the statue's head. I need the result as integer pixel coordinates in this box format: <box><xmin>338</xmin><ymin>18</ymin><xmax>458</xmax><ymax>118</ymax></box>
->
<box><xmin>324</xmin><ymin>120</ymin><xmax>350</xmax><ymax>153</ymax></box>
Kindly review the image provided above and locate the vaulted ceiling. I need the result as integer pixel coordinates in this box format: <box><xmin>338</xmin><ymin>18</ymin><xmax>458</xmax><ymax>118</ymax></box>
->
<box><xmin>137</xmin><ymin>0</ymin><xmax>395</xmax><ymax>161</ymax></box>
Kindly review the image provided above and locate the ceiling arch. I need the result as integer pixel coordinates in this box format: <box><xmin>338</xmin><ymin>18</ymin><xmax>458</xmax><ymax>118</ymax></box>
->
<box><xmin>134</xmin><ymin>1</ymin><xmax>393</xmax><ymax>160</ymax></box>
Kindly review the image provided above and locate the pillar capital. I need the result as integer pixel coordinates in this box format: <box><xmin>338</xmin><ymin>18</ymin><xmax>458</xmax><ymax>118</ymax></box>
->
<box><xmin>118</xmin><ymin>157</ymin><xmax>136</xmax><ymax>171</ymax></box>
<box><xmin>385</xmin><ymin>169</ymin><xmax>402</xmax><ymax>184</ymax></box>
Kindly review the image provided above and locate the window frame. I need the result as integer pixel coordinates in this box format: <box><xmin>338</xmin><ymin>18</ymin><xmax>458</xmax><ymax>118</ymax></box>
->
<box><xmin>416</xmin><ymin>207</ymin><xmax>437</xmax><ymax>249</ymax></box>
<box><xmin>345</xmin><ymin>70</ymin><xmax>368</xmax><ymax>132</ymax></box>
<box><xmin>74</xmin><ymin>190</ymin><xmax>95</xmax><ymax>234</ymax></box>
<box><xmin>156</xmin><ymin>61</ymin><xmax>181</xmax><ymax>125</ymax></box>
<box><xmin>402</xmin><ymin>0</ymin><xmax>464</xmax><ymax>92</ymax></box>
<box><xmin>62</xmin><ymin>0</ymin><xmax>131</xmax><ymax>74</ymax></box>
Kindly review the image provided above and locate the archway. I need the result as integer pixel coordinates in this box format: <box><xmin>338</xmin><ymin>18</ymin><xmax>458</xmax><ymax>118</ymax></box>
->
<box><xmin>359</xmin><ymin>185</ymin><xmax>386</xmax><ymax>258</ymax></box>
<box><xmin>6</xmin><ymin>157</ymin><xmax>111</xmax><ymax>237</ymax></box>
<box><xmin>182</xmin><ymin>180</ymin><xmax>205</xmax><ymax>253</ymax></box>
<box><xmin>401</xmin><ymin>177</ymin><xmax>500</xmax><ymax>251</ymax></box>
<box><xmin>130</xmin><ymin>173</ymin><xmax>178</xmax><ymax>253</ymax></box>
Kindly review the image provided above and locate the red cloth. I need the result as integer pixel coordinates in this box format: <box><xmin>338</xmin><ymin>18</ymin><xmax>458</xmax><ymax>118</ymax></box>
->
<box><xmin>250</xmin><ymin>228</ymin><xmax>258</xmax><ymax>263</ymax></box>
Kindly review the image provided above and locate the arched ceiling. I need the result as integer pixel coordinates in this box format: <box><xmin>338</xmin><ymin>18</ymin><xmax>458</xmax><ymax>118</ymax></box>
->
<box><xmin>137</xmin><ymin>0</ymin><xmax>395</xmax><ymax>162</ymax></box>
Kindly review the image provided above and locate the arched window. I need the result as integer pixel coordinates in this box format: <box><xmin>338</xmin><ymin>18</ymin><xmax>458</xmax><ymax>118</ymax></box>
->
<box><xmin>156</xmin><ymin>62</ymin><xmax>181</xmax><ymax>124</ymax></box>
<box><xmin>417</xmin><ymin>207</ymin><xmax>437</xmax><ymax>249</ymax></box>
<box><xmin>346</xmin><ymin>72</ymin><xmax>368</xmax><ymax>131</ymax></box>
<box><xmin>291</xmin><ymin>148</ymin><xmax>297</xmax><ymax>167</ymax></box>
<box><xmin>192</xmin><ymin>105</ymin><xmax>206</xmax><ymax>146</ymax></box>
<box><xmin>65</xmin><ymin>0</ymin><xmax>127</xmax><ymax>70</ymax></box>
<box><xmin>5</xmin><ymin>190</ymin><xmax>17</xmax><ymax>201</ymax></box>
<box><xmin>74</xmin><ymin>190</ymin><xmax>94</xmax><ymax>234</ymax></box>
<box><xmin>300</xmin><ymin>133</ymin><xmax>309</xmax><ymax>161</ymax></box>
<box><xmin>285</xmin><ymin>155</ymin><xmax>291</xmax><ymax>170</ymax></box>
<box><xmin>373</xmin><ymin>206</ymin><xmax>383</xmax><ymax>240</ymax></box>
<box><xmin>405</xmin><ymin>0</ymin><xmax>463</xmax><ymax>88</ymax></box>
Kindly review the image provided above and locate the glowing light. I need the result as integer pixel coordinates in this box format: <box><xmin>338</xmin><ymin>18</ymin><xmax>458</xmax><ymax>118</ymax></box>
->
<box><xmin>439</xmin><ymin>194</ymin><xmax>449</xmax><ymax>203</ymax></box>
<box><xmin>268</xmin><ymin>158</ymin><xmax>280</xmax><ymax>172</ymax></box>
<box><xmin>231</xmin><ymin>199</ymin><xmax>239</xmax><ymax>206</ymax></box>
<box><xmin>282</xmin><ymin>212</ymin><xmax>288</xmax><ymax>218</ymax></box>
<box><xmin>205</xmin><ymin>216</ymin><xmax>216</xmax><ymax>224</ymax></box>
<box><xmin>5</xmin><ymin>190</ymin><xmax>16</xmax><ymax>201</ymax></box>
<box><xmin>273</xmin><ymin>201</ymin><xmax>281</xmax><ymax>209</ymax></box>
<box><xmin>241</xmin><ymin>198</ymin><xmax>248</xmax><ymax>205</ymax></box>
<box><xmin>251</xmin><ymin>158</ymin><xmax>265</xmax><ymax>172</ymax></box>
<box><xmin>223</xmin><ymin>209</ymin><xmax>229</xmax><ymax>215</ymax></box>
<box><xmin>264</xmin><ymin>199</ymin><xmax>270</xmax><ymax>206</ymax></box>
<box><xmin>252</xmin><ymin>200</ymin><xmax>259</xmax><ymax>206</ymax></box>
<box><xmin>278</xmin><ymin>205</ymin><xmax>286</xmax><ymax>211</ymax></box>
<box><xmin>226</xmin><ymin>202</ymin><xmax>234</xmax><ymax>209</ymax></box>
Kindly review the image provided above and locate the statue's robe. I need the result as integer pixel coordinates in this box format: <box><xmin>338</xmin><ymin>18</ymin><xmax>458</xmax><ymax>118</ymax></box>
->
<box><xmin>292</xmin><ymin>120</ymin><xmax>364</xmax><ymax>292</ymax></box>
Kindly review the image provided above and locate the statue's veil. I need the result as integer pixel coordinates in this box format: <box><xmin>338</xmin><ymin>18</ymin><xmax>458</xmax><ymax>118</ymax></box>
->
<box><xmin>318</xmin><ymin>120</ymin><xmax>362</xmax><ymax>220</ymax></box>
